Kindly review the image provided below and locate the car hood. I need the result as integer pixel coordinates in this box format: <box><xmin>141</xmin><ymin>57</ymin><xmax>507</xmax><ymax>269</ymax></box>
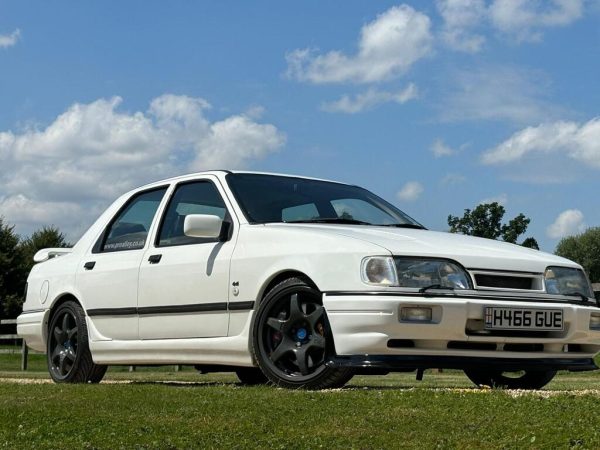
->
<box><xmin>267</xmin><ymin>224</ymin><xmax>577</xmax><ymax>273</ymax></box>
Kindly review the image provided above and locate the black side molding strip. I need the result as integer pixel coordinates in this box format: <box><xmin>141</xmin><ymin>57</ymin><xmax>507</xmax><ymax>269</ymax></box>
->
<box><xmin>87</xmin><ymin>307</ymin><xmax>138</xmax><ymax>317</ymax></box>
<box><xmin>138</xmin><ymin>302</ymin><xmax>227</xmax><ymax>315</ymax></box>
<box><xmin>87</xmin><ymin>301</ymin><xmax>254</xmax><ymax>317</ymax></box>
<box><xmin>228</xmin><ymin>301</ymin><xmax>255</xmax><ymax>311</ymax></box>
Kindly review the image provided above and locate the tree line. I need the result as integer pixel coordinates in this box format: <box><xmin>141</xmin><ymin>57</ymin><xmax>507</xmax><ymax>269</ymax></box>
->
<box><xmin>0</xmin><ymin>202</ymin><xmax>598</xmax><ymax>318</ymax></box>
<box><xmin>0</xmin><ymin>218</ymin><xmax>69</xmax><ymax>319</ymax></box>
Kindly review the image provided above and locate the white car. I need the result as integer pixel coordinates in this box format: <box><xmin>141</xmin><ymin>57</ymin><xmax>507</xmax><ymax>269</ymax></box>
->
<box><xmin>17</xmin><ymin>171</ymin><xmax>600</xmax><ymax>389</ymax></box>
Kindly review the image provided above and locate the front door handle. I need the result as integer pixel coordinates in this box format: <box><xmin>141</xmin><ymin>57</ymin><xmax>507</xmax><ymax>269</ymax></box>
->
<box><xmin>148</xmin><ymin>254</ymin><xmax>162</xmax><ymax>264</ymax></box>
<box><xmin>83</xmin><ymin>261</ymin><xmax>96</xmax><ymax>270</ymax></box>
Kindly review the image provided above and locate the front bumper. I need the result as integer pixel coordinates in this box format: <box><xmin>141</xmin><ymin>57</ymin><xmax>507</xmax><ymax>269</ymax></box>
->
<box><xmin>323</xmin><ymin>292</ymin><xmax>600</xmax><ymax>371</ymax></box>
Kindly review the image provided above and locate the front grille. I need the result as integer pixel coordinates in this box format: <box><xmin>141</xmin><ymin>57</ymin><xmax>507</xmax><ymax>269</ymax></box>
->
<box><xmin>470</xmin><ymin>270</ymin><xmax>544</xmax><ymax>292</ymax></box>
<box><xmin>475</xmin><ymin>274</ymin><xmax>534</xmax><ymax>290</ymax></box>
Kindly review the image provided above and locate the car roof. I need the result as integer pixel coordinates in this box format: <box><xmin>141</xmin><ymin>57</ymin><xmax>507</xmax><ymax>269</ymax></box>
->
<box><xmin>134</xmin><ymin>170</ymin><xmax>346</xmax><ymax>192</ymax></box>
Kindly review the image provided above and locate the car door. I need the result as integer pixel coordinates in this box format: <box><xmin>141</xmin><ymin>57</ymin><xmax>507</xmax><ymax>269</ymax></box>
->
<box><xmin>137</xmin><ymin>177</ymin><xmax>237</xmax><ymax>339</ymax></box>
<box><xmin>76</xmin><ymin>186</ymin><xmax>168</xmax><ymax>340</ymax></box>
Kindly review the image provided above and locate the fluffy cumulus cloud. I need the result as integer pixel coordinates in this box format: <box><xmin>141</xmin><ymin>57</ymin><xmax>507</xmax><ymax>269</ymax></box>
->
<box><xmin>396</xmin><ymin>181</ymin><xmax>424</xmax><ymax>202</ymax></box>
<box><xmin>321</xmin><ymin>84</ymin><xmax>418</xmax><ymax>114</ymax></box>
<box><xmin>0</xmin><ymin>29</ymin><xmax>20</xmax><ymax>48</ymax></box>
<box><xmin>547</xmin><ymin>209</ymin><xmax>586</xmax><ymax>239</ymax></box>
<box><xmin>481</xmin><ymin>118</ymin><xmax>600</xmax><ymax>168</ymax></box>
<box><xmin>0</xmin><ymin>95</ymin><xmax>285</xmax><ymax>237</ymax></box>
<box><xmin>286</xmin><ymin>5</ymin><xmax>433</xmax><ymax>84</ymax></box>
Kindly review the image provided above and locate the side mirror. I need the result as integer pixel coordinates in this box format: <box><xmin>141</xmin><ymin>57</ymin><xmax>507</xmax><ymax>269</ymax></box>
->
<box><xmin>183</xmin><ymin>214</ymin><xmax>223</xmax><ymax>239</ymax></box>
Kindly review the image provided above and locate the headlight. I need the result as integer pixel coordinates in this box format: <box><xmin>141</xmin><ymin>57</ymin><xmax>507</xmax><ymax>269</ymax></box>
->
<box><xmin>361</xmin><ymin>256</ymin><xmax>471</xmax><ymax>289</ymax></box>
<box><xmin>544</xmin><ymin>266</ymin><xmax>593</xmax><ymax>298</ymax></box>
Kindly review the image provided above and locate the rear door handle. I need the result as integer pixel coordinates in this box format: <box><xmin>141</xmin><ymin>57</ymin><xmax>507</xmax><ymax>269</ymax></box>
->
<box><xmin>148</xmin><ymin>254</ymin><xmax>162</xmax><ymax>264</ymax></box>
<box><xmin>83</xmin><ymin>261</ymin><xmax>96</xmax><ymax>270</ymax></box>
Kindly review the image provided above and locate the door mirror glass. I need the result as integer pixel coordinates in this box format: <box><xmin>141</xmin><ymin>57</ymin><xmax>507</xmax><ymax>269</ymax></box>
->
<box><xmin>183</xmin><ymin>214</ymin><xmax>223</xmax><ymax>239</ymax></box>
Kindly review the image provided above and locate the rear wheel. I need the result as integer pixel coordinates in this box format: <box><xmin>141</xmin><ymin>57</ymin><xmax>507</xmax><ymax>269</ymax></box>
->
<box><xmin>47</xmin><ymin>301</ymin><xmax>107</xmax><ymax>383</ymax></box>
<box><xmin>464</xmin><ymin>369</ymin><xmax>556</xmax><ymax>389</ymax></box>
<box><xmin>252</xmin><ymin>277</ymin><xmax>354</xmax><ymax>389</ymax></box>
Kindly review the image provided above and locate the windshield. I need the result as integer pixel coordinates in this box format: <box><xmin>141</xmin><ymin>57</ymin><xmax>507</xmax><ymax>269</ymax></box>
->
<box><xmin>226</xmin><ymin>173</ymin><xmax>424</xmax><ymax>228</ymax></box>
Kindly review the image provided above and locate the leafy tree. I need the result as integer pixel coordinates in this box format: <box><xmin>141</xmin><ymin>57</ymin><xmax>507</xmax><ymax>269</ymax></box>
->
<box><xmin>0</xmin><ymin>221</ymin><xmax>70</xmax><ymax>318</ymax></box>
<box><xmin>448</xmin><ymin>202</ymin><xmax>538</xmax><ymax>248</ymax></box>
<box><xmin>0</xmin><ymin>218</ymin><xmax>27</xmax><ymax>318</ymax></box>
<box><xmin>555</xmin><ymin>227</ymin><xmax>600</xmax><ymax>283</ymax></box>
<box><xmin>20</xmin><ymin>226</ymin><xmax>70</xmax><ymax>266</ymax></box>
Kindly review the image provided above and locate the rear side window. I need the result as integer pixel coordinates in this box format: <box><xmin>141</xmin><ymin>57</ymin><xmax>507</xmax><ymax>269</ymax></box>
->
<box><xmin>101</xmin><ymin>188</ymin><xmax>167</xmax><ymax>252</ymax></box>
<box><xmin>158</xmin><ymin>181</ymin><xmax>227</xmax><ymax>247</ymax></box>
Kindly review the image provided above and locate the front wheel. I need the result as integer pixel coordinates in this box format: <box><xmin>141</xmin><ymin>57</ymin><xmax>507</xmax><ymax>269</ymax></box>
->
<box><xmin>252</xmin><ymin>277</ymin><xmax>353</xmax><ymax>389</ymax></box>
<box><xmin>47</xmin><ymin>301</ymin><xmax>107</xmax><ymax>383</ymax></box>
<box><xmin>464</xmin><ymin>369</ymin><xmax>557</xmax><ymax>389</ymax></box>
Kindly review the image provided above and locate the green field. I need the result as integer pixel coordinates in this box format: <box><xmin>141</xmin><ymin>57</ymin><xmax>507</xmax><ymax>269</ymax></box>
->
<box><xmin>1</xmin><ymin>351</ymin><xmax>600</xmax><ymax>449</ymax></box>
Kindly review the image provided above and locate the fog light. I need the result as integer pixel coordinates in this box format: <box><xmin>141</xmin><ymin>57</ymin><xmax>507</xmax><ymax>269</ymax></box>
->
<box><xmin>590</xmin><ymin>313</ymin><xmax>600</xmax><ymax>330</ymax></box>
<box><xmin>400</xmin><ymin>307</ymin><xmax>432</xmax><ymax>322</ymax></box>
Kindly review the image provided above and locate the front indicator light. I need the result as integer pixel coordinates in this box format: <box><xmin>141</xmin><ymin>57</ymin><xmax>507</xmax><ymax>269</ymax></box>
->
<box><xmin>400</xmin><ymin>307</ymin><xmax>432</xmax><ymax>322</ymax></box>
<box><xmin>590</xmin><ymin>313</ymin><xmax>600</xmax><ymax>330</ymax></box>
<box><xmin>361</xmin><ymin>256</ymin><xmax>399</xmax><ymax>286</ymax></box>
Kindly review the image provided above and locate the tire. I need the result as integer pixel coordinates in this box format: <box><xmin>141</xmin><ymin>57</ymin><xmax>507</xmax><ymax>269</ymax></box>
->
<box><xmin>47</xmin><ymin>301</ymin><xmax>107</xmax><ymax>384</ymax></box>
<box><xmin>235</xmin><ymin>367</ymin><xmax>268</xmax><ymax>385</ymax></box>
<box><xmin>251</xmin><ymin>277</ymin><xmax>354</xmax><ymax>389</ymax></box>
<box><xmin>464</xmin><ymin>369</ymin><xmax>557</xmax><ymax>389</ymax></box>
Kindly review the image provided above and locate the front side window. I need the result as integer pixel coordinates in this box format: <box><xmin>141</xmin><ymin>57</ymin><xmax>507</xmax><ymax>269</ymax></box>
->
<box><xmin>102</xmin><ymin>188</ymin><xmax>167</xmax><ymax>252</ymax></box>
<box><xmin>158</xmin><ymin>181</ymin><xmax>227</xmax><ymax>247</ymax></box>
<box><xmin>226</xmin><ymin>173</ymin><xmax>423</xmax><ymax>228</ymax></box>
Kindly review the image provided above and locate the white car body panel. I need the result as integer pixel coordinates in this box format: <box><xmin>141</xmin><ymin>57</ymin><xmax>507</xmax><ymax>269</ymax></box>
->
<box><xmin>16</xmin><ymin>170</ymin><xmax>600</xmax><ymax>374</ymax></box>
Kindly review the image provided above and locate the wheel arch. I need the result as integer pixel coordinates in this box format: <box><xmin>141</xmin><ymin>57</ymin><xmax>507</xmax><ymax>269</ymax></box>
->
<box><xmin>256</xmin><ymin>270</ymin><xmax>320</xmax><ymax>306</ymax></box>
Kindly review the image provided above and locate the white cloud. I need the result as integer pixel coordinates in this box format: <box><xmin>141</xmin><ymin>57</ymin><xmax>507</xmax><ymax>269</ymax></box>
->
<box><xmin>438</xmin><ymin>66</ymin><xmax>566</xmax><ymax>124</ymax></box>
<box><xmin>431</xmin><ymin>139</ymin><xmax>456</xmax><ymax>157</ymax></box>
<box><xmin>321</xmin><ymin>84</ymin><xmax>418</xmax><ymax>114</ymax></box>
<box><xmin>286</xmin><ymin>5</ymin><xmax>433</xmax><ymax>84</ymax></box>
<box><xmin>436</xmin><ymin>0</ymin><xmax>487</xmax><ymax>52</ymax></box>
<box><xmin>547</xmin><ymin>209</ymin><xmax>586</xmax><ymax>239</ymax></box>
<box><xmin>489</xmin><ymin>0</ymin><xmax>584</xmax><ymax>42</ymax></box>
<box><xmin>480</xmin><ymin>193</ymin><xmax>508</xmax><ymax>205</ymax></box>
<box><xmin>0</xmin><ymin>95</ymin><xmax>285</xmax><ymax>238</ymax></box>
<box><xmin>481</xmin><ymin>118</ymin><xmax>600</xmax><ymax>168</ymax></box>
<box><xmin>441</xmin><ymin>173</ymin><xmax>467</xmax><ymax>185</ymax></box>
<box><xmin>0</xmin><ymin>29</ymin><xmax>20</xmax><ymax>49</ymax></box>
<box><xmin>396</xmin><ymin>181</ymin><xmax>424</xmax><ymax>202</ymax></box>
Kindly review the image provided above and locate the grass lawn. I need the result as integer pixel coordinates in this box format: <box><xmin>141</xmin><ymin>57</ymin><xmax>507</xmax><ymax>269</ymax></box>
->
<box><xmin>0</xmin><ymin>352</ymin><xmax>600</xmax><ymax>449</ymax></box>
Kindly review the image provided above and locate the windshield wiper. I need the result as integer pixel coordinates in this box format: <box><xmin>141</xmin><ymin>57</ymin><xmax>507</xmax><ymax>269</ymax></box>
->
<box><xmin>419</xmin><ymin>284</ymin><xmax>455</xmax><ymax>294</ymax></box>
<box><xmin>563</xmin><ymin>292</ymin><xmax>592</xmax><ymax>303</ymax></box>
<box><xmin>285</xmin><ymin>218</ymin><xmax>373</xmax><ymax>225</ymax></box>
<box><xmin>379</xmin><ymin>223</ymin><xmax>426</xmax><ymax>230</ymax></box>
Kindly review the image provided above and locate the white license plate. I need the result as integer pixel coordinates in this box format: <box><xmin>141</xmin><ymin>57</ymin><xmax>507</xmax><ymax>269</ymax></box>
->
<box><xmin>484</xmin><ymin>307</ymin><xmax>563</xmax><ymax>331</ymax></box>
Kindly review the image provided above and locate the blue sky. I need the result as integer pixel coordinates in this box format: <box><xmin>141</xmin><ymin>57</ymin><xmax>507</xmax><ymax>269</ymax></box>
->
<box><xmin>0</xmin><ymin>1</ymin><xmax>599</xmax><ymax>251</ymax></box>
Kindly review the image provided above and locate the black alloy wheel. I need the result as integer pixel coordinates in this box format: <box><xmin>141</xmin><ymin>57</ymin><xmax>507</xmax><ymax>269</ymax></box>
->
<box><xmin>464</xmin><ymin>369</ymin><xmax>557</xmax><ymax>390</ymax></box>
<box><xmin>47</xmin><ymin>301</ymin><xmax>107</xmax><ymax>383</ymax></box>
<box><xmin>252</xmin><ymin>277</ymin><xmax>353</xmax><ymax>389</ymax></box>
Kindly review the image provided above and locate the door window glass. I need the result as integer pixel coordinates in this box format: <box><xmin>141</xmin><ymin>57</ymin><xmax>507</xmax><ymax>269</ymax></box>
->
<box><xmin>158</xmin><ymin>181</ymin><xmax>227</xmax><ymax>247</ymax></box>
<box><xmin>103</xmin><ymin>188</ymin><xmax>167</xmax><ymax>252</ymax></box>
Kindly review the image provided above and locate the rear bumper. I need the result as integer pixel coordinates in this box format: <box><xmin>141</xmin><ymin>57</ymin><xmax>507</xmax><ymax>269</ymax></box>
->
<box><xmin>323</xmin><ymin>292</ymin><xmax>600</xmax><ymax>368</ymax></box>
<box><xmin>16</xmin><ymin>309</ymin><xmax>48</xmax><ymax>352</ymax></box>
